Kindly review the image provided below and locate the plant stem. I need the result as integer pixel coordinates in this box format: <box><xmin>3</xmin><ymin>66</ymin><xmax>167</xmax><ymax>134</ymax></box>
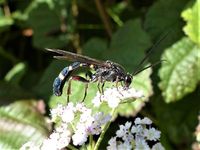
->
<box><xmin>94</xmin><ymin>0</ymin><xmax>112</xmax><ymax>38</ymax></box>
<box><xmin>93</xmin><ymin>108</ymin><xmax>116</xmax><ymax>150</ymax></box>
<box><xmin>88</xmin><ymin>135</ymin><xmax>94</xmax><ymax>150</ymax></box>
<box><xmin>68</xmin><ymin>144</ymin><xmax>78</xmax><ymax>150</ymax></box>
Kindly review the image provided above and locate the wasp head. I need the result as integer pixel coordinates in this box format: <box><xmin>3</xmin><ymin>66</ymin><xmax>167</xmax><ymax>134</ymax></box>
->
<box><xmin>124</xmin><ymin>74</ymin><xmax>132</xmax><ymax>89</ymax></box>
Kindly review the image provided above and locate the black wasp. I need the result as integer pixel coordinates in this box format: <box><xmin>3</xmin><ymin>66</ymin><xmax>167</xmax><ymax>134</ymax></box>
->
<box><xmin>46</xmin><ymin>31</ymin><xmax>169</xmax><ymax>101</ymax></box>
<box><xmin>46</xmin><ymin>48</ymin><xmax>157</xmax><ymax>102</ymax></box>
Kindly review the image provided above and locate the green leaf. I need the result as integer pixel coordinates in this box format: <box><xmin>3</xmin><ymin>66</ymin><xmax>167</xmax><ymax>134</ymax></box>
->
<box><xmin>0</xmin><ymin>81</ymin><xmax>33</xmax><ymax>104</ymax></box>
<box><xmin>28</xmin><ymin>3</ymin><xmax>67</xmax><ymax>48</ymax></box>
<box><xmin>83</xmin><ymin>37</ymin><xmax>108</xmax><ymax>59</ymax></box>
<box><xmin>159</xmin><ymin>37</ymin><xmax>200</xmax><ymax>102</ymax></box>
<box><xmin>108</xmin><ymin>19</ymin><xmax>152</xmax><ymax>71</ymax></box>
<box><xmin>143</xmin><ymin>0</ymin><xmax>189</xmax><ymax>63</ymax></box>
<box><xmin>4</xmin><ymin>62</ymin><xmax>27</xmax><ymax>85</ymax></box>
<box><xmin>152</xmin><ymin>89</ymin><xmax>200</xmax><ymax>147</ymax></box>
<box><xmin>181</xmin><ymin>0</ymin><xmax>200</xmax><ymax>46</ymax></box>
<box><xmin>144</xmin><ymin>0</ymin><xmax>188</xmax><ymax>39</ymax></box>
<box><xmin>34</xmin><ymin>60</ymin><xmax>68</xmax><ymax>101</ymax></box>
<box><xmin>0</xmin><ymin>100</ymin><xmax>50</xmax><ymax>149</ymax></box>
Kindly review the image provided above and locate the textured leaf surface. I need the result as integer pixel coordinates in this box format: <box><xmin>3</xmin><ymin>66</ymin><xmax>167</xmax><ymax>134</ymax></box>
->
<box><xmin>144</xmin><ymin>0</ymin><xmax>188</xmax><ymax>39</ymax></box>
<box><xmin>108</xmin><ymin>19</ymin><xmax>151</xmax><ymax>71</ymax></box>
<box><xmin>159</xmin><ymin>37</ymin><xmax>200</xmax><ymax>102</ymax></box>
<box><xmin>28</xmin><ymin>3</ymin><xmax>67</xmax><ymax>48</ymax></box>
<box><xmin>0</xmin><ymin>100</ymin><xmax>50</xmax><ymax>149</ymax></box>
<box><xmin>181</xmin><ymin>0</ymin><xmax>200</xmax><ymax>46</ymax></box>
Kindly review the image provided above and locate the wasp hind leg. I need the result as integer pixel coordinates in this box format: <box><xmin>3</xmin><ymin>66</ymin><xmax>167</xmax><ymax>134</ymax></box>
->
<box><xmin>67</xmin><ymin>76</ymin><xmax>90</xmax><ymax>103</ymax></box>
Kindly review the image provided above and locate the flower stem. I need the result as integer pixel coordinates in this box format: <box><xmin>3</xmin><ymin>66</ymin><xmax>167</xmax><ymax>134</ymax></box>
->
<box><xmin>93</xmin><ymin>108</ymin><xmax>116</xmax><ymax>150</ymax></box>
<box><xmin>67</xmin><ymin>144</ymin><xmax>78</xmax><ymax>150</ymax></box>
<box><xmin>89</xmin><ymin>135</ymin><xmax>94</xmax><ymax>150</ymax></box>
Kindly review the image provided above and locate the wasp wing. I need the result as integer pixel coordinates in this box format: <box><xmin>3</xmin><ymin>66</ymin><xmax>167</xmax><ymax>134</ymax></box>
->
<box><xmin>46</xmin><ymin>48</ymin><xmax>109</xmax><ymax>67</ymax></box>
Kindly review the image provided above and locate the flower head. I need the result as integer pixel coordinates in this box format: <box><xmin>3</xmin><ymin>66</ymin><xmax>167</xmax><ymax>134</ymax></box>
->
<box><xmin>92</xmin><ymin>87</ymin><xmax>144</xmax><ymax>108</ymax></box>
<box><xmin>144</xmin><ymin>127</ymin><xmax>161</xmax><ymax>141</ymax></box>
<box><xmin>107</xmin><ymin>117</ymin><xmax>164</xmax><ymax>150</ymax></box>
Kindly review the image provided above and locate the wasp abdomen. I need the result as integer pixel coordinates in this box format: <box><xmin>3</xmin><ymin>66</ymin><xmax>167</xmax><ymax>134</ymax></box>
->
<box><xmin>53</xmin><ymin>66</ymin><xmax>71</xmax><ymax>96</ymax></box>
<box><xmin>53</xmin><ymin>77</ymin><xmax>63</xmax><ymax>96</ymax></box>
<box><xmin>53</xmin><ymin>62</ymin><xmax>86</xmax><ymax>96</ymax></box>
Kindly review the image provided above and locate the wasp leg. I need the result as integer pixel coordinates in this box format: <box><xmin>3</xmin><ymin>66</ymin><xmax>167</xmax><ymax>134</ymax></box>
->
<box><xmin>67</xmin><ymin>75</ymin><xmax>90</xmax><ymax>102</ymax></box>
<box><xmin>101</xmin><ymin>82</ymin><xmax>105</xmax><ymax>95</ymax></box>
<box><xmin>67</xmin><ymin>78</ymin><xmax>72</xmax><ymax>103</ymax></box>
<box><xmin>82</xmin><ymin>83</ymin><xmax>88</xmax><ymax>102</ymax></box>
<box><xmin>115</xmin><ymin>76</ymin><xmax>123</xmax><ymax>96</ymax></box>
<box><xmin>97</xmin><ymin>82</ymin><xmax>102</xmax><ymax>94</ymax></box>
<box><xmin>85</xmin><ymin>71</ymin><xmax>93</xmax><ymax>80</ymax></box>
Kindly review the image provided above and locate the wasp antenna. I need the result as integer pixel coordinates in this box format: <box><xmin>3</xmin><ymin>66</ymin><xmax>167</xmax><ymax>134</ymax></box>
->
<box><xmin>132</xmin><ymin>30</ymin><xmax>171</xmax><ymax>75</ymax></box>
<box><xmin>133</xmin><ymin>60</ymin><xmax>165</xmax><ymax>76</ymax></box>
<box><xmin>45</xmin><ymin>48</ymin><xmax>71</xmax><ymax>56</ymax></box>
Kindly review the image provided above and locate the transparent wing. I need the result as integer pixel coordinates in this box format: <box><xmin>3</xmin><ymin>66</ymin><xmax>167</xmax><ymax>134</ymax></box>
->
<box><xmin>46</xmin><ymin>48</ymin><xmax>109</xmax><ymax>67</ymax></box>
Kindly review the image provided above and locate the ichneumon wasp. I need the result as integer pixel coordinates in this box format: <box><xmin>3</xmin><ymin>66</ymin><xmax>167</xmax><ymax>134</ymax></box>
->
<box><xmin>46</xmin><ymin>31</ymin><xmax>168</xmax><ymax>101</ymax></box>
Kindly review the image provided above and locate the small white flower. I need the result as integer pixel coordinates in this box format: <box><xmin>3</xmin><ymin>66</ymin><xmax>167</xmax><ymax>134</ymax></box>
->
<box><xmin>50</xmin><ymin>104</ymin><xmax>64</xmax><ymax>122</ymax></box>
<box><xmin>117</xmin><ymin>141</ymin><xmax>132</xmax><ymax>150</ymax></box>
<box><xmin>135</xmin><ymin>138</ymin><xmax>150</xmax><ymax>150</ymax></box>
<box><xmin>125</xmin><ymin>122</ymin><xmax>132</xmax><ymax>129</ymax></box>
<box><xmin>116</xmin><ymin>121</ymin><xmax>132</xmax><ymax>137</ymax></box>
<box><xmin>152</xmin><ymin>143</ymin><xmax>165</xmax><ymax>150</ymax></box>
<box><xmin>72</xmin><ymin>128</ymin><xmax>88</xmax><ymax>146</ymax></box>
<box><xmin>49</xmin><ymin>132</ymin><xmax>59</xmax><ymax>140</ymax></box>
<box><xmin>92</xmin><ymin>87</ymin><xmax>144</xmax><ymax>108</ymax></box>
<box><xmin>107</xmin><ymin>96</ymin><xmax>121</xmax><ymax>108</ymax></box>
<box><xmin>131</xmin><ymin>124</ymin><xmax>143</xmax><ymax>135</ymax></box>
<box><xmin>107</xmin><ymin>117</ymin><xmax>164</xmax><ymax>150</ymax></box>
<box><xmin>76</xmin><ymin>102</ymin><xmax>88</xmax><ymax>112</ymax></box>
<box><xmin>144</xmin><ymin>127</ymin><xmax>161</xmax><ymax>141</ymax></box>
<box><xmin>87</xmin><ymin>112</ymin><xmax>111</xmax><ymax>135</ymax></box>
<box><xmin>92</xmin><ymin>92</ymin><xmax>102</xmax><ymax>107</ymax></box>
<box><xmin>41</xmin><ymin>138</ymin><xmax>58</xmax><ymax>150</ymax></box>
<box><xmin>61</xmin><ymin>108</ymin><xmax>74</xmax><ymax>123</ymax></box>
<box><xmin>134</xmin><ymin>117</ymin><xmax>152</xmax><ymax>125</ymax></box>
<box><xmin>57</xmin><ymin>130</ymin><xmax>71</xmax><ymax>149</ymax></box>
<box><xmin>142</xmin><ymin>117</ymin><xmax>153</xmax><ymax>125</ymax></box>
<box><xmin>43</xmin><ymin>123</ymin><xmax>72</xmax><ymax>150</ymax></box>
<box><xmin>80</xmin><ymin>109</ymin><xmax>92</xmax><ymax>123</ymax></box>
<box><xmin>107</xmin><ymin>137</ymin><xmax>117</xmax><ymax>150</ymax></box>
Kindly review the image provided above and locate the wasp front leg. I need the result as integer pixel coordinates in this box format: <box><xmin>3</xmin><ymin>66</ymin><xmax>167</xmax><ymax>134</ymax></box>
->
<box><xmin>115</xmin><ymin>76</ymin><xmax>123</xmax><ymax>96</ymax></box>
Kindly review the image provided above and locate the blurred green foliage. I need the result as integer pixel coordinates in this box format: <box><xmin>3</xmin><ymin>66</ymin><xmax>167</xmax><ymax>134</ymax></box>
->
<box><xmin>0</xmin><ymin>0</ymin><xmax>199</xmax><ymax>149</ymax></box>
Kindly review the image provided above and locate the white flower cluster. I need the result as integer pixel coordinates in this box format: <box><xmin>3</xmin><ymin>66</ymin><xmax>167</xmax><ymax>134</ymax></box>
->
<box><xmin>20</xmin><ymin>102</ymin><xmax>111</xmax><ymax>150</ymax></box>
<box><xmin>107</xmin><ymin>117</ymin><xmax>165</xmax><ymax>150</ymax></box>
<box><xmin>92</xmin><ymin>87</ymin><xmax>144</xmax><ymax>108</ymax></box>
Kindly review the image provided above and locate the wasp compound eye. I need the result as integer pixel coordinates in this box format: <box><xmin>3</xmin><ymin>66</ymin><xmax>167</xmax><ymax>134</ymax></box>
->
<box><xmin>125</xmin><ymin>75</ymin><xmax>132</xmax><ymax>88</ymax></box>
